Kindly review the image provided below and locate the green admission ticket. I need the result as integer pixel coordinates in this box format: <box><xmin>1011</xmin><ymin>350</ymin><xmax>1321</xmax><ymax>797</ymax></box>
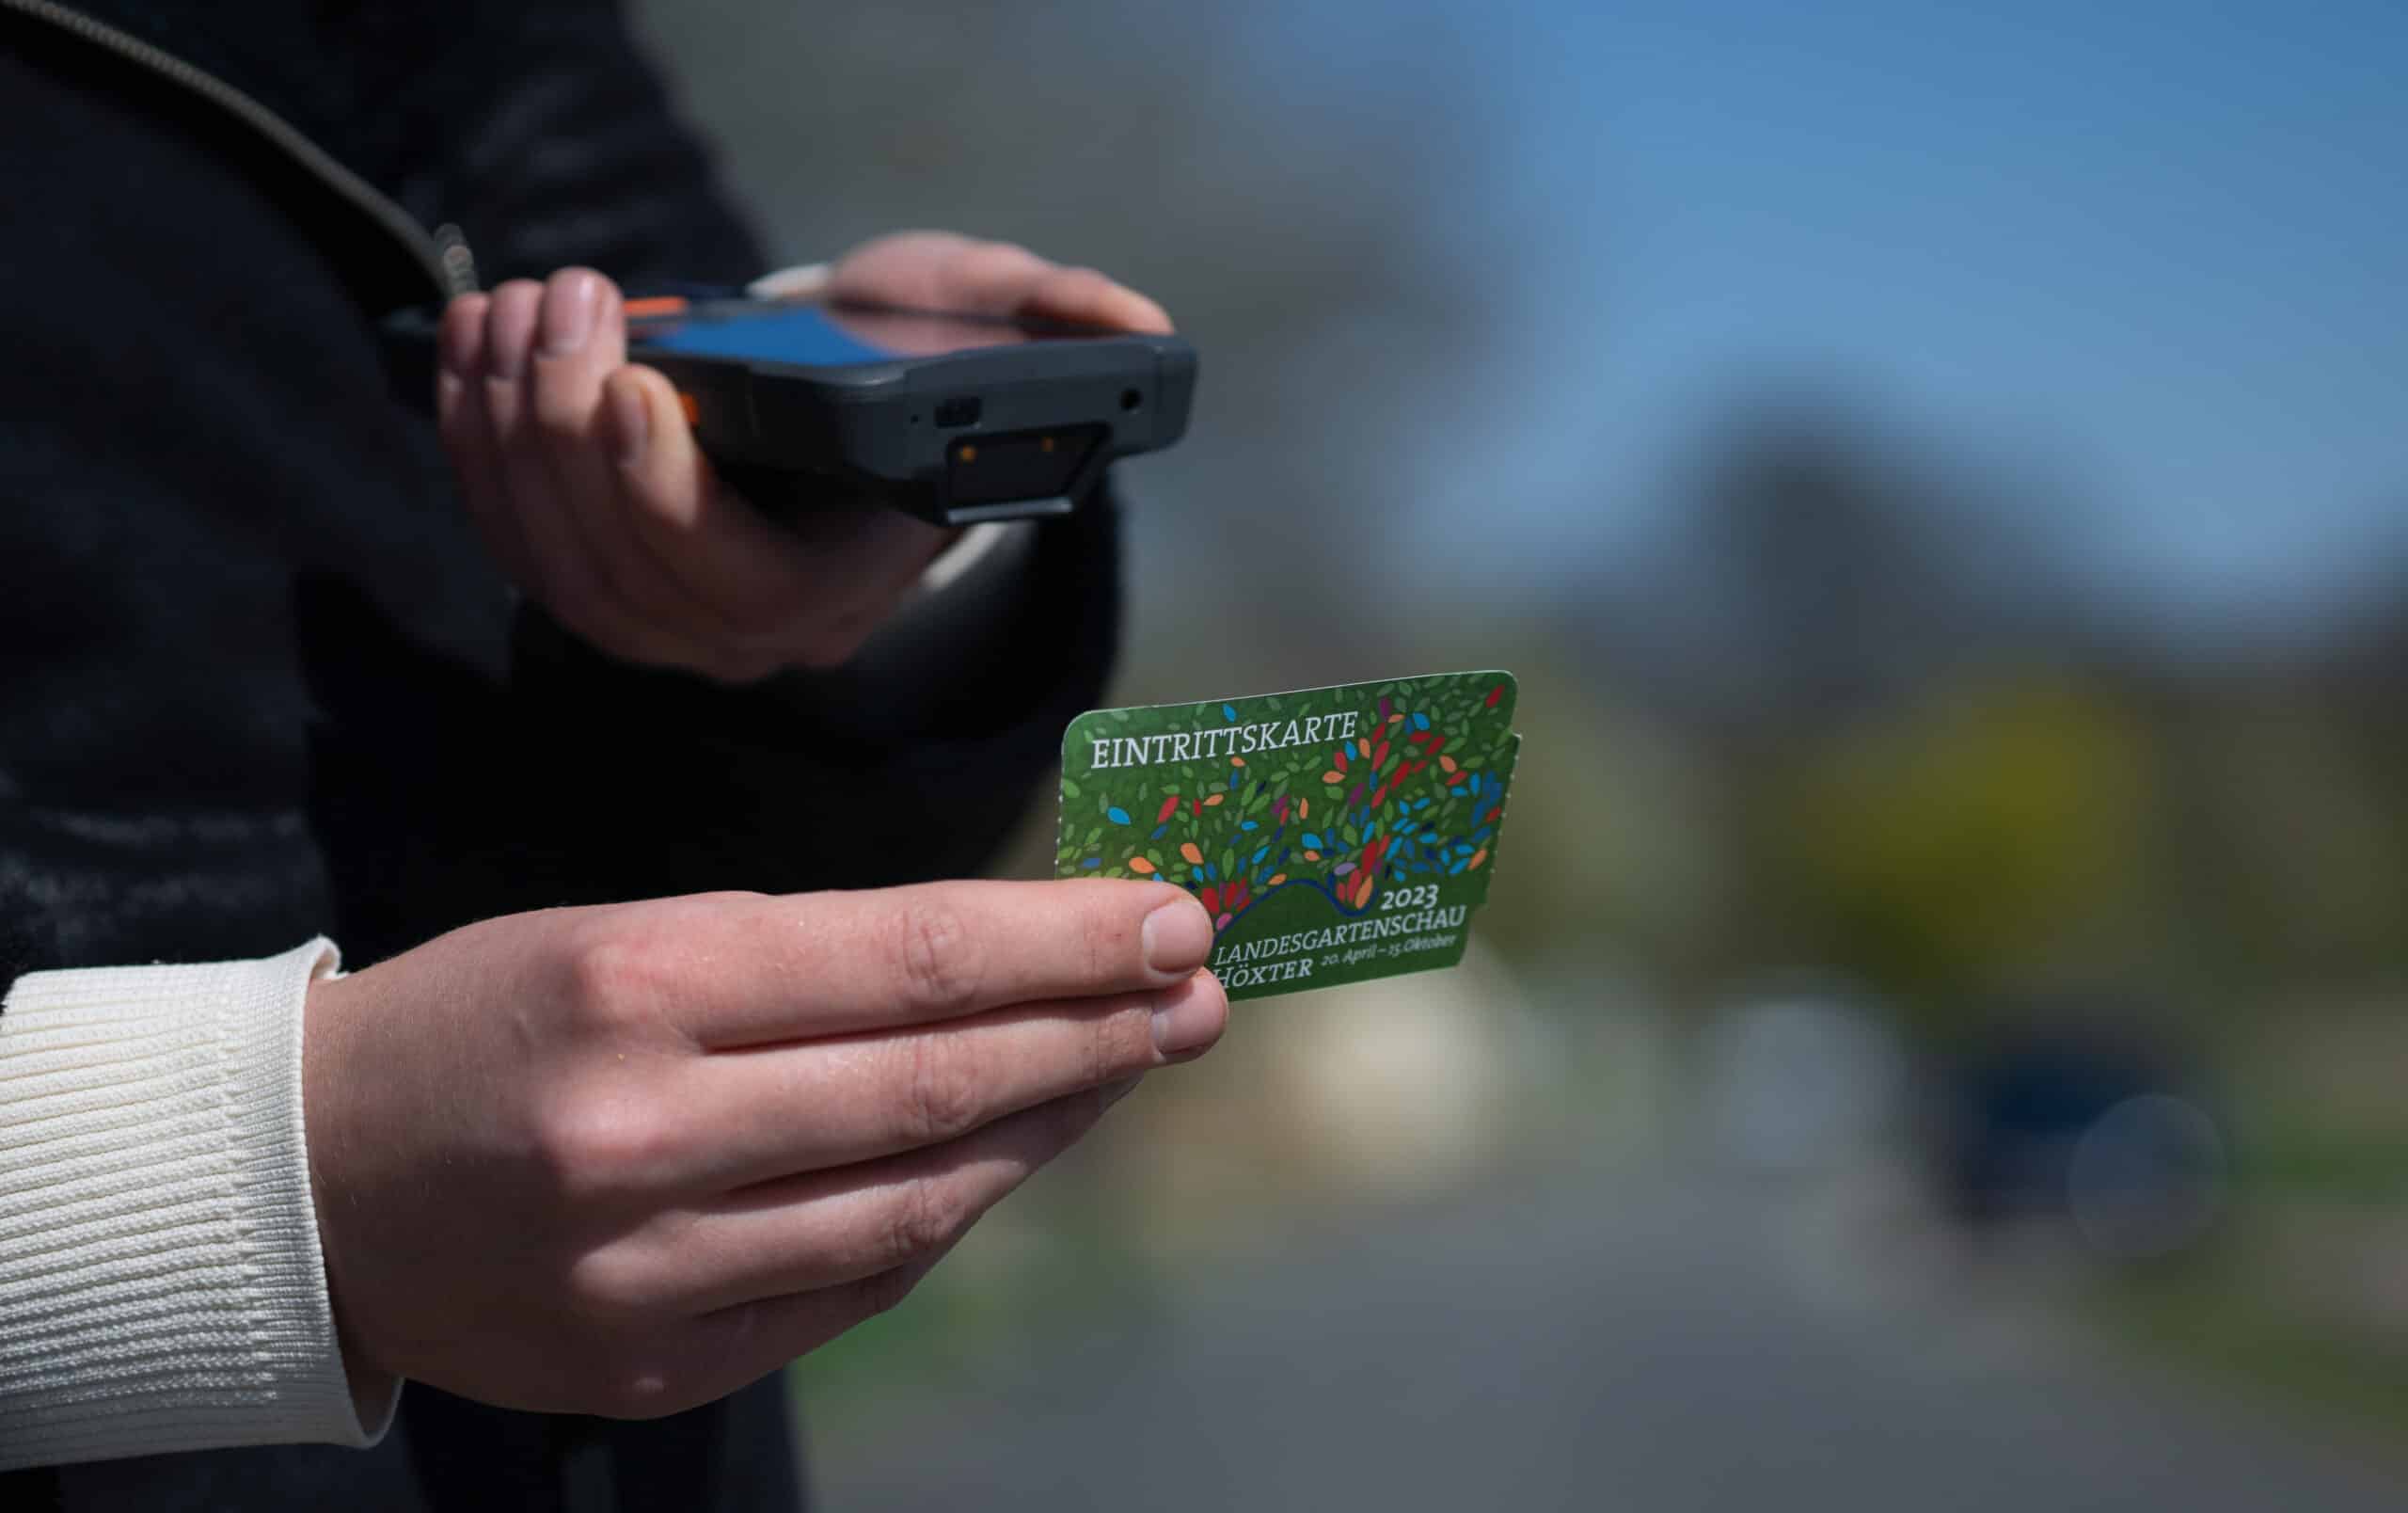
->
<box><xmin>1055</xmin><ymin>671</ymin><xmax>1519</xmax><ymax>1000</ymax></box>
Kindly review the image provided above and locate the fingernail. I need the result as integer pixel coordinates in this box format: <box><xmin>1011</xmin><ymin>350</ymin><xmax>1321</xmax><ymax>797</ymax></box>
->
<box><xmin>608</xmin><ymin>381</ymin><xmax>649</xmax><ymax>467</ymax></box>
<box><xmin>541</xmin><ymin>270</ymin><xmax>600</xmax><ymax>356</ymax></box>
<box><xmin>1141</xmin><ymin>894</ymin><xmax>1211</xmax><ymax>976</ymax></box>
<box><xmin>1151</xmin><ymin>982</ymin><xmax>1222</xmax><ymax>1057</ymax></box>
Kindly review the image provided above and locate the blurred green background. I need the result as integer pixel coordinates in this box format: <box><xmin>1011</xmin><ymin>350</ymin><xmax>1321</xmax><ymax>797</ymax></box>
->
<box><xmin>634</xmin><ymin>1</ymin><xmax>2408</xmax><ymax>1505</ymax></box>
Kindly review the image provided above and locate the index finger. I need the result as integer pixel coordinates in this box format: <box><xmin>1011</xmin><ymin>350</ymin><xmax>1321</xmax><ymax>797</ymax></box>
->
<box><xmin>829</xmin><ymin>233</ymin><xmax>1174</xmax><ymax>334</ymax></box>
<box><xmin>643</xmin><ymin>880</ymin><xmax>1216</xmax><ymax>1048</ymax></box>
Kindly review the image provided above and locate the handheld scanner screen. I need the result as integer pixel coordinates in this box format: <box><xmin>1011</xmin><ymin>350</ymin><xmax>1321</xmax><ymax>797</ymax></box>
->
<box><xmin>627</xmin><ymin>298</ymin><xmax>1088</xmax><ymax>368</ymax></box>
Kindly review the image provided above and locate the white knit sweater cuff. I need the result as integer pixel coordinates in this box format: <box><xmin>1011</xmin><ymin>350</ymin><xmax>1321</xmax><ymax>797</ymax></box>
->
<box><xmin>0</xmin><ymin>938</ymin><xmax>400</xmax><ymax>1471</ymax></box>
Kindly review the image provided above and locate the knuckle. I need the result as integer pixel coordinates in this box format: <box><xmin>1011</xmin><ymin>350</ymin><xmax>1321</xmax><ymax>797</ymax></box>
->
<box><xmin>1078</xmin><ymin>899</ymin><xmax>1124</xmax><ymax>987</ymax></box>
<box><xmin>1091</xmin><ymin>1001</ymin><xmax>1158</xmax><ymax>1085</ymax></box>
<box><xmin>881</xmin><ymin>1173</ymin><xmax>970</xmax><ymax>1268</ymax></box>
<box><xmin>435</xmin><ymin>374</ymin><xmax>476</xmax><ymax>439</ymax></box>
<box><xmin>532</xmin><ymin>1091</ymin><xmax>683</xmax><ymax>1202</ymax></box>
<box><xmin>560</xmin><ymin>918</ymin><xmax>671</xmax><ymax>1031</ymax></box>
<box><xmin>480</xmin><ymin>372</ymin><xmax>527</xmax><ymax>435</ymax></box>
<box><xmin>888</xmin><ymin>897</ymin><xmax>981</xmax><ymax>1016</ymax></box>
<box><xmin>562</xmin><ymin>1244</ymin><xmax>660</xmax><ymax>1320</ymax></box>
<box><xmin>896</xmin><ymin>1032</ymin><xmax>987</xmax><ymax>1145</ymax></box>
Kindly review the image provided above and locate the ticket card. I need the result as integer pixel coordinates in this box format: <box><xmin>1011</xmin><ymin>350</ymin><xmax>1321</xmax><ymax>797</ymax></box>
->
<box><xmin>1056</xmin><ymin>672</ymin><xmax>1519</xmax><ymax>1000</ymax></box>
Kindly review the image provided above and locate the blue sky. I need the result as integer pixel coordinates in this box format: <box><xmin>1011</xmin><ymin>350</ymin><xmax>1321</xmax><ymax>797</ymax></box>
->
<box><xmin>1265</xmin><ymin>0</ymin><xmax>2408</xmax><ymax>642</ymax></box>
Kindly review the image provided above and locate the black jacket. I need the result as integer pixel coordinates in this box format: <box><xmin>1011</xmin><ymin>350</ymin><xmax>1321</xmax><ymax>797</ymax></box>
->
<box><xmin>0</xmin><ymin>2</ymin><xmax>1119</xmax><ymax>1506</ymax></box>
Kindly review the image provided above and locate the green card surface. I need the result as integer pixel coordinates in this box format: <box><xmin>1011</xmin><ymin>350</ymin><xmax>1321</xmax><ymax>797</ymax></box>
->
<box><xmin>1056</xmin><ymin>672</ymin><xmax>1519</xmax><ymax>1000</ymax></box>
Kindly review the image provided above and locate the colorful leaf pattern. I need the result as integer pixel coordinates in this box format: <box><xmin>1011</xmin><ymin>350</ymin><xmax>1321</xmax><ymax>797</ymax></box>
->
<box><xmin>1057</xmin><ymin>675</ymin><xmax>1517</xmax><ymax>933</ymax></box>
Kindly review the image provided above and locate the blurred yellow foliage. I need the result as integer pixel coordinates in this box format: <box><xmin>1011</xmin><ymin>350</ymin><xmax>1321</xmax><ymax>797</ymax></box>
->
<box><xmin>1773</xmin><ymin>677</ymin><xmax>2155</xmax><ymax>1018</ymax></box>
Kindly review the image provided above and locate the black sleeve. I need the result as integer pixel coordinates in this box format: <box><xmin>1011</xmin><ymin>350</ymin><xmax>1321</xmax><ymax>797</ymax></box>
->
<box><xmin>523</xmin><ymin>507</ymin><xmax>1117</xmax><ymax>893</ymax></box>
<box><xmin>306</xmin><ymin>499</ymin><xmax>1120</xmax><ymax>964</ymax></box>
<box><xmin>380</xmin><ymin>0</ymin><xmax>768</xmax><ymax>289</ymax></box>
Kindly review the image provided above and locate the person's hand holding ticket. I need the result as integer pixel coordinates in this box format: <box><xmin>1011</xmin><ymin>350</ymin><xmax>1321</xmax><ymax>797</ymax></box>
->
<box><xmin>301</xmin><ymin>881</ymin><xmax>1224</xmax><ymax>1419</ymax></box>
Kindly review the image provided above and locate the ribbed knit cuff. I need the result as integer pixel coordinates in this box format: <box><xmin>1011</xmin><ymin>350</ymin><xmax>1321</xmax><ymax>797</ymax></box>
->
<box><xmin>0</xmin><ymin>939</ymin><xmax>400</xmax><ymax>1471</ymax></box>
